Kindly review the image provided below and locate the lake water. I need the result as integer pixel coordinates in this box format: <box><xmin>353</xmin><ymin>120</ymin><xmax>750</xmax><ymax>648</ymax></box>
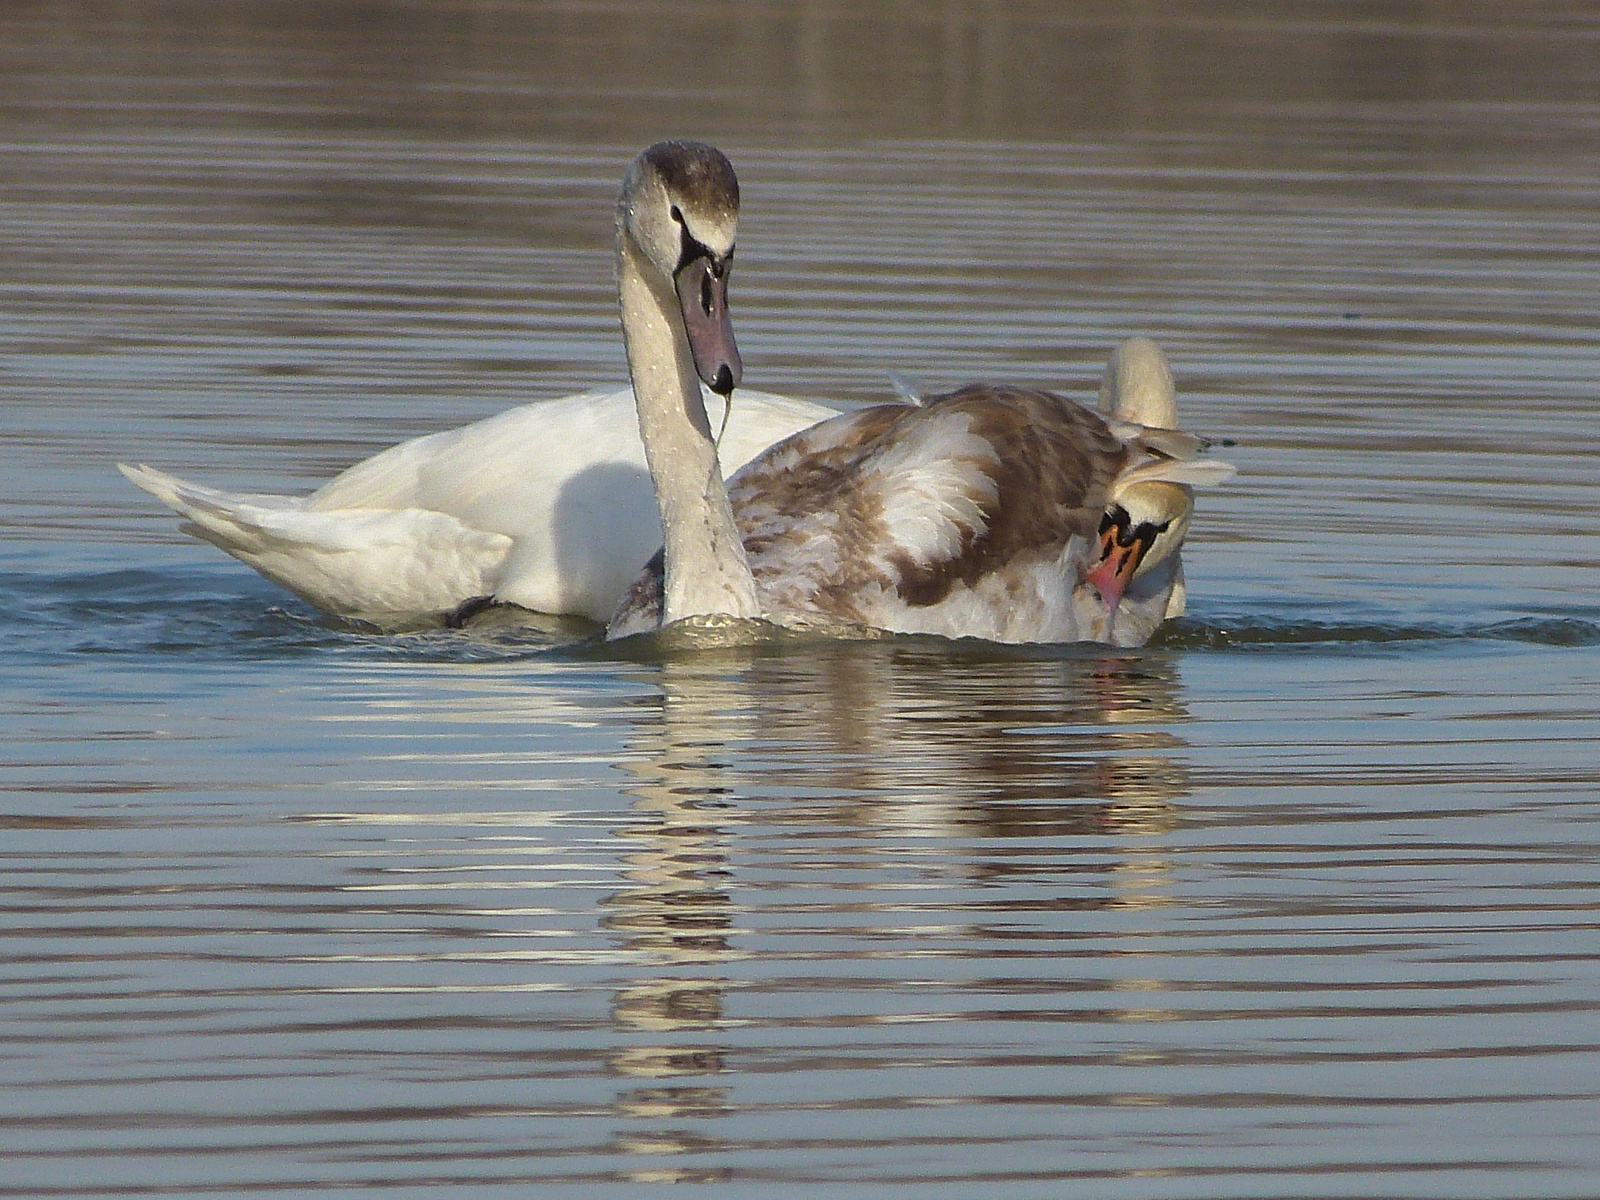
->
<box><xmin>3</xmin><ymin>2</ymin><xmax>1599</xmax><ymax>1196</ymax></box>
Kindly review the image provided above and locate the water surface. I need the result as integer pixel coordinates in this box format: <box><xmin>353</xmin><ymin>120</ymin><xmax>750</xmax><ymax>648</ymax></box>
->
<box><xmin>3</xmin><ymin>3</ymin><xmax>1600</xmax><ymax>1196</ymax></box>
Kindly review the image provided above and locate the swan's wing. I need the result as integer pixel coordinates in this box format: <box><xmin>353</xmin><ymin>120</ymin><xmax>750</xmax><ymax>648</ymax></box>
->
<box><xmin>1100</xmin><ymin>419</ymin><xmax>1237</xmax><ymax>488</ymax></box>
<box><xmin>304</xmin><ymin>387</ymin><xmax>641</xmax><ymax>516</ymax></box>
<box><xmin>119</xmin><ymin>463</ymin><xmax>511</xmax><ymax>621</ymax></box>
<box><xmin>299</xmin><ymin>389</ymin><xmax>653</xmax><ymax>620</ymax></box>
<box><xmin>729</xmin><ymin>388</ymin><xmax>1128</xmax><ymax>621</ymax></box>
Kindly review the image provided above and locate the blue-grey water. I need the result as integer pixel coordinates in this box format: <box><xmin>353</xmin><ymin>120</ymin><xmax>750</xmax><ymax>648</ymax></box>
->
<box><xmin>3</xmin><ymin>3</ymin><xmax>1600</xmax><ymax>1196</ymax></box>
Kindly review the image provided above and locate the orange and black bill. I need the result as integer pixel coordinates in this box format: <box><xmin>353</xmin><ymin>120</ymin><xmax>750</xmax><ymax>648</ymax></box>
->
<box><xmin>1085</xmin><ymin>506</ymin><xmax>1166</xmax><ymax>610</ymax></box>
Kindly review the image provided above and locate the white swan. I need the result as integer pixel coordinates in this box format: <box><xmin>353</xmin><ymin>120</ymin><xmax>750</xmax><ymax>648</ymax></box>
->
<box><xmin>605</xmin><ymin>145</ymin><xmax>1234</xmax><ymax>647</ymax></box>
<box><xmin>116</xmin><ymin>143</ymin><xmax>838</xmax><ymax>630</ymax></box>
<box><xmin>119</xmin><ymin>384</ymin><xmax>830</xmax><ymax>626</ymax></box>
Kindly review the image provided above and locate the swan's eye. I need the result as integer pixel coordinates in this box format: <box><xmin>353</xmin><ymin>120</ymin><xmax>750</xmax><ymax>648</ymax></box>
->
<box><xmin>669</xmin><ymin>204</ymin><xmax>684</xmax><ymax>225</ymax></box>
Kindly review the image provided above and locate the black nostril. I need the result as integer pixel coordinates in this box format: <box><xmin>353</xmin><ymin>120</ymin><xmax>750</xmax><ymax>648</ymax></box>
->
<box><xmin>712</xmin><ymin>364</ymin><xmax>734</xmax><ymax>396</ymax></box>
<box><xmin>700</xmin><ymin>274</ymin><xmax>714</xmax><ymax>315</ymax></box>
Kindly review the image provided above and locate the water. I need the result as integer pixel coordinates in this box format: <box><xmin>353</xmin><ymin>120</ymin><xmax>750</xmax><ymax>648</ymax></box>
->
<box><xmin>4</xmin><ymin>2</ymin><xmax>1600</xmax><ymax>1196</ymax></box>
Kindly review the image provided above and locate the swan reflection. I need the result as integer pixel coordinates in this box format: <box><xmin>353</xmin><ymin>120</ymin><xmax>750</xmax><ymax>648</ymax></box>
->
<box><xmin>599</xmin><ymin>639</ymin><xmax>1192</xmax><ymax>1173</ymax></box>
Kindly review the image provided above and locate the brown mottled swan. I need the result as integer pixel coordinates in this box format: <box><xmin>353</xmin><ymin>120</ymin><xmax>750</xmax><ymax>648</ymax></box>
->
<box><xmin>607</xmin><ymin>142</ymin><xmax>1234</xmax><ymax>646</ymax></box>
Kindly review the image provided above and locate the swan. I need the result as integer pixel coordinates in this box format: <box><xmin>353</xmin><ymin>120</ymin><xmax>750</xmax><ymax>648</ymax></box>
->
<box><xmin>119</xmin><ymin>388</ymin><xmax>829</xmax><ymax>626</ymax></box>
<box><xmin>119</xmin><ymin>212</ymin><xmax>836</xmax><ymax>624</ymax></box>
<box><xmin>605</xmin><ymin>146</ymin><xmax>1234</xmax><ymax>646</ymax></box>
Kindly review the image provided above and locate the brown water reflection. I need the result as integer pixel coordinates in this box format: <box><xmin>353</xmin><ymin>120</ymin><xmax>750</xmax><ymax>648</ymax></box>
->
<box><xmin>598</xmin><ymin>643</ymin><xmax>1193</xmax><ymax>1180</ymax></box>
<box><xmin>621</xmin><ymin>642</ymin><xmax>1190</xmax><ymax>871</ymax></box>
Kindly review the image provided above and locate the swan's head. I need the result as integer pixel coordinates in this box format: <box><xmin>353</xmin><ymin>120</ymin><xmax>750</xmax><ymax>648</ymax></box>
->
<box><xmin>1098</xmin><ymin>336</ymin><xmax>1176</xmax><ymax>429</ymax></box>
<box><xmin>1084</xmin><ymin>480</ymin><xmax>1193</xmax><ymax>612</ymax></box>
<box><xmin>620</xmin><ymin>140</ymin><xmax>743</xmax><ymax>396</ymax></box>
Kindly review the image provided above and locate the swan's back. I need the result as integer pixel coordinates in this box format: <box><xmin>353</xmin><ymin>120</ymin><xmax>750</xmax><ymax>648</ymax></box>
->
<box><xmin>306</xmin><ymin>386</ymin><xmax>829</xmax><ymax>520</ymax></box>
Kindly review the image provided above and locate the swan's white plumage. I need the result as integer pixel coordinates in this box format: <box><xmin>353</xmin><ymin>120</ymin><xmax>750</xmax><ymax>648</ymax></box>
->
<box><xmin>121</xmin><ymin>385</ymin><xmax>833</xmax><ymax>625</ymax></box>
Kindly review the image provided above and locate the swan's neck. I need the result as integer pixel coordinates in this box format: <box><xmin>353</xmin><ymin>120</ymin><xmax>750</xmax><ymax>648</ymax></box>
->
<box><xmin>617</xmin><ymin>226</ymin><xmax>761</xmax><ymax>626</ymax></box>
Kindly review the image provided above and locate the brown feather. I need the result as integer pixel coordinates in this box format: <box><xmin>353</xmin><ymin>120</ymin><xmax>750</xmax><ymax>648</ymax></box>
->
<box><xmin>610</xmin><ymin>384</ymin><xmax>1174</xmax><ymax>641</ymax></box>
<box><xmin>729</xmin><ymin>386</ymin><xmax>1127</xmax><ymax>618</ymax></box>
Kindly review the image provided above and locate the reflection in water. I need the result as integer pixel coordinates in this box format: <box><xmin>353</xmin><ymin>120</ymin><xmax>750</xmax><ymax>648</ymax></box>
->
<box><xmin>602</xmin><ymin>640</ymin><xmax>1192</xmax><ymax>1177</ymax></box>
<box><xmin>603</xmin><ymin>657</ymin><xmax>745</xmax><ymax>1183</ymax></box>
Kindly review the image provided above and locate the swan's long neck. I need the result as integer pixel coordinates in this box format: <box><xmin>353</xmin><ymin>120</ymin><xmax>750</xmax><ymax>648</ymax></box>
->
<box><xmin>617</xmin><ymin>225</ymin><xmax>761</xmax><ymax>625</ymax></box>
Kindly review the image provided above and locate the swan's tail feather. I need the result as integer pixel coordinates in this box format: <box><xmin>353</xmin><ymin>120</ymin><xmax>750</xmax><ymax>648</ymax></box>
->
<box><xmin>118</xmin><ymin>462</ymin><xmax>511</xmax><ymax>620</ymax></box>
<box><xmin>118</xmin><ymin>463</ymin><xmax>303</xmax><ymax>556</ymax></box>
